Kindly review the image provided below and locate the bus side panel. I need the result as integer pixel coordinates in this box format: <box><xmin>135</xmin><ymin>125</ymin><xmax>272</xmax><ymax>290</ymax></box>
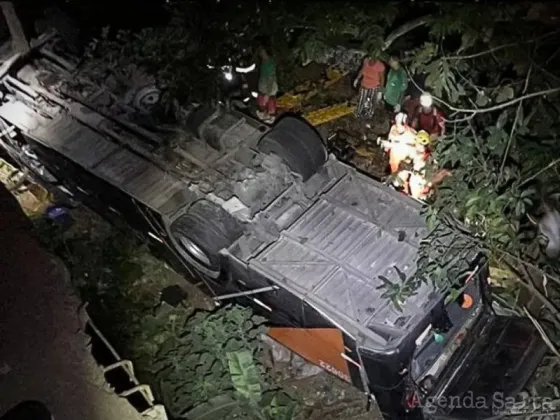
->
<box><xmin>268</xmin><ymin>327</ymin><xmax>352</xmax><ymax>384</ymax></box>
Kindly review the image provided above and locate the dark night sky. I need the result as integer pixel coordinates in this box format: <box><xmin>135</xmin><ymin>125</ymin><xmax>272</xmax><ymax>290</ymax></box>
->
<box><xmin>14</xmin><ymin>0</ymin><xmax>169</xmax><ymax>37</ymax></box>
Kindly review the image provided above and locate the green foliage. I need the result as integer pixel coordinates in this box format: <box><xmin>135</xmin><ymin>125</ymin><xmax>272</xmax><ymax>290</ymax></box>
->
<box><xmin>377</xmin><ymin>266</ymin><xmax>418</xmax><ymax>311</ymax></box>
<box><xmin>36</xmin><ymin>223</ymin><xmax>296</xmax><ymax>420</ymax></box>
<box><xmin>398</xmin><ymin>2</ymin><xmax>560</xmax><ymax>308</ymax></box>
<box><xmin>227</xmin><ymin>351</ymin><xmax>263</xmax><ymax>403</ymax></box>
<box><xmin>153</xmin><ymin>305</ymin><xmax>296</xmax><ymax>419</ymax></box>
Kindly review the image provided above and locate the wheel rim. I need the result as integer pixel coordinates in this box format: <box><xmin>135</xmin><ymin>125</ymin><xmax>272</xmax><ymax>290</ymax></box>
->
<box><xmin>178</xmin><ymin>237</ymin><xmax>211</xmax><ymax>267</ymax></box>
<box><xmin>133</xmin><ymin>86</ymin><xmax>161</xmax><ymax>112</ymax></box>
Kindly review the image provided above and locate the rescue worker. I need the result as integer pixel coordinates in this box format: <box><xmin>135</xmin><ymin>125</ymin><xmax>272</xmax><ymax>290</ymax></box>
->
<box><xmin>386</xmin><ymin>112</ymin><xmax>417</xmax><ymax>175</ymax></box>
<box><xmin>408</xmin><ymin>130</ymin><xmax>432</xmax><ymax>200</ymax></box>
<box><xmin>353</xmin><ymin>55</ymin><xmax>386</xmax><ymax>119</ymax></box>
<box><xmin>256</xmin><ymin>44</ymin><xmax>278</xmax><ymax>123</ymax></box>
<box><xmin>402</xmin><ymin>74</ymin><xmax>425</xmax><ymax>117</ymax></box>
<box><xmin>402</xmin><ymin>94</ymin><xmax>420</xmax><ymax>120</ymax></box>
<box><xmin>384</xmin><ymin>56</ymin><xmax>408</xmax><ymax>113</ymax></box>
<box><xmin>411</xmin><ymin>92</ymin><xmax>446</xmax><ymax>140</ymax></box>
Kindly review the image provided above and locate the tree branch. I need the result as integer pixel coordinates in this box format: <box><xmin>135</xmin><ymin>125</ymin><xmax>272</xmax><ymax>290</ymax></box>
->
<box><xmin>442</xmin><ymin>87</ymin><xmax>560</xmax><ymax>114</ymax></box>
<box><xmin>520</xmin><ymin>158</ymin><xmax>560</xmax><ymax>187</ymax></box>
<box><xmin>0</xmin><ymin>1</ymin><xmax>30</xmax><ymax>54</ymax></box>
<box><xmin>511</xmin><ymin>260</ymin><xmax>560</xmax><ymax>325</ymax></box>
<box><xmin>499</xmin><ymin>65</ymin><xmax>532</xmax><ymax>182</ymax></box>
<box><xmin>404</xmin><ymin>64</ymin><xmax>560</xmax><ymax>116</ymax></box>
<box><xmin>444</xmin><ymin>29</ymin><xmax>560</xmax><ymax>60</ymax></box>
<box><xmin>382</xmin><ymin>15</ymin><xmax>434</xmax><ymax>51</ymax></box>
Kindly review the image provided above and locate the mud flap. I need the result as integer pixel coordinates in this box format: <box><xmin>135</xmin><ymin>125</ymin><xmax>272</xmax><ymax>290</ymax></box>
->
<box><xmin>425</xmin><ymin>316</ymin><xmax>548</xmax><ymax>419</ymax></box>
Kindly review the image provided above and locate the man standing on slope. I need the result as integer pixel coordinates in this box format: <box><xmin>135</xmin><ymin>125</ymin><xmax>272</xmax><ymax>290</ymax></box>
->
<box><xmin>384</xmin><ymin>56</ymin><xmax>408</xmax><ymax>113</ymax></box>
<box><xmin>256</xmin><ymin>44</ymin><xmax>278</xmax><ymax>124</ymax></box>
<box><xmin>353</xmin><ymin>55</ymin><xmax>386</xmax><ymax>119</ymax></box>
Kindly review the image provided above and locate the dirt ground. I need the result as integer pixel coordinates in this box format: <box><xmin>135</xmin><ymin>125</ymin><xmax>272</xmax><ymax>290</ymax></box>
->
<box><xmin>275</xmin><ymin>368</ymin><xmax>383</xmax><ymax>420</ymax></box>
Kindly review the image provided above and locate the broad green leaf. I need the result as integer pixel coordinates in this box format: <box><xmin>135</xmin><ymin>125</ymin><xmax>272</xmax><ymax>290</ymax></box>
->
<box><xmin>495</xmin><ymin>86</ymin><xmax>514</xmax><ymax>103</ymax></box>
<box><xmin>458</xmin><ymin>30</ymin><xmax>478</xmax><ymax>53</ymax></box>
<box><xmin>475</xmin><ymin>92</ymin><xmax>489</xmax><ymax>107</ymax></box>
<box><xmin>377</xmin><ymin>275</ymin><xmax>394</xmax><ymax>288</ymax></box>
<box><xmin>496</xmin><ymin>111</ymin><xmax>509</xmax><ymax>130</ymax></box>
<box><xmin>226</xmin><ymin>351</ymin><xmax>263</xmax><ymax>404</ymax></box>
<box><xmin>515</xmin><ymin>200</ymin><xmax>525</xmax><ymax>217</ymax></box>
<box><xmin>465</xmin><ymin>195</ymin><xmax>481</xmax><ymax>208</ymax></box>
<box><xmin>521</xmin><ymin>187</ymin><xmax>536</xmax><ymax>198</ymax></box>
<box><xmin>393</xmin><ymin>265</ymin><xmax>407</xmax><ymax>282</ymax></box>
<box><xmin>261</xmin><ymin>392</ymin><xmax>297</xmax><ymax>420</ymax></box>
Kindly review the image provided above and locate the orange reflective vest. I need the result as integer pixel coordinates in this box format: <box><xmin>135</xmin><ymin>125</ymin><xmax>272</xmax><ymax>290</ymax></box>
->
<box><xmin>387</xmin><ymin>125</ymin><xmax>416</xmax><ymax>174</ymax></box>
<box><xmin>409</xmin><ymin>148</ymin><xmax>430</xmax><ymax>200</ymax></box>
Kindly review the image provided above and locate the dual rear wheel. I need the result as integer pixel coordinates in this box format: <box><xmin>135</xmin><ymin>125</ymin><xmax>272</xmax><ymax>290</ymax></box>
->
<box><xmin>169</xmin><ymin>115</ymin><xmax>328</xmax><ymax>279</ymax></box>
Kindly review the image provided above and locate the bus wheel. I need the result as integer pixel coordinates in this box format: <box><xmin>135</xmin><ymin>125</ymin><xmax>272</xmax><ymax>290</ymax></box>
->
<box><xmin>169</xmin><ymin>200</ymin><xmax>243</xmax><ymax>279</ymax></box>
<box><xmin>258</xmin><ymin>115</ymin><xmax>328</xmax><ymax>182</ymax></box>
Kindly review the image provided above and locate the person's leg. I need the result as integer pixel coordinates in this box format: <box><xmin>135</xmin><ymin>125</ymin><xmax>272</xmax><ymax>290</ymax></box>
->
<box><xmin>409</xmin><ymin>174</ymin><xmax>422</xmax><ymax>198</ymax></box>
<box><xmin>400</xmin><ymin>171</ymin><xmax>411</xmax><ymax>195</ymax></box>
<box><xmin>355</xmin><ymin>87</ymin><xmax>366</xmax><ymax>118</ymax></box>
<box><xmin>373</xmin><ymin>87</ymin><xmax>383</xmax><ymax>108</ymax></box>
<box><xmin>389</xmin><ymin>151</ymin><xmax>401</xmax><ymax>174</ymax></box>
<box><xmin>364</xmin><ymin>88</ymin><xmax>376</xmax><ymax>119</ymax></box>
<box><xmin>267</xmin><ymin>95</ymin><xmax>277</xmax><ymax>116</ymax></box>
<box><xmin>410</xmin><ymin>174</ymin><xmax>430</xmax><ymax>200</ymax></box>
<box><xmin>256</xmin><ymin>94</ymin><xmax>268</xmax><ymax>119</ymax></box>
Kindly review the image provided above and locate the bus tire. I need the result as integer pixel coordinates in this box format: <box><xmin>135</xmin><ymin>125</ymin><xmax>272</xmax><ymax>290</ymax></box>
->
<box><xmin>170</xmin><ymin>200</ymin><xmax>242</xmax><ymax>279</ymax></box>
<box><xmin>258</xmin><ymin>115</ymin><xmax>327</xmax><ymax>181</ymax></box>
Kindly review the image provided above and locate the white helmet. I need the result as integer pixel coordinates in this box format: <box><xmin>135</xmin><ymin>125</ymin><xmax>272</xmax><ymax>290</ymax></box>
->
<box><xmin>395</xmin><ymin>112</ymin><xmax>407</xmax><ymax>125</ymax></box>
<box><xmin>420</xmin><ymin>92</ymin><xmax>433</xmax><ymax>107</ymax></box>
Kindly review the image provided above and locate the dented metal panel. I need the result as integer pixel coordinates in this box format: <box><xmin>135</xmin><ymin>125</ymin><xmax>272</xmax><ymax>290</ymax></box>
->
<box><xmin>252</xmin><ymin>165</ymin><xmax>436</xmax><ymax>346</ymax></box>
<box><xmin>94</xmin><ymin>148</ymin><xmax>184</xmax><ymax>210</ymax></box>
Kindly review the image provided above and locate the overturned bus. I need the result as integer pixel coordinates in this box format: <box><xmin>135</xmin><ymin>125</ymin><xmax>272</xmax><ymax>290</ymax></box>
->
<box><xmin>0</xmin><ymin>10</ymin><xmax>550</xmax><ymax>420</ymax></box>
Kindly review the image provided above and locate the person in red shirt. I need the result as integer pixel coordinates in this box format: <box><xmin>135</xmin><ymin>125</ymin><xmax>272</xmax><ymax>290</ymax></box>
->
<box><xmin>353</xmin><ymin>56</ymin><xmax>386</xmax><ymax>119</ymax></box>
<box><xmin>411</xmin><ymin>93</ymin><xmax>446</xmax><ymax>139</ymax></box>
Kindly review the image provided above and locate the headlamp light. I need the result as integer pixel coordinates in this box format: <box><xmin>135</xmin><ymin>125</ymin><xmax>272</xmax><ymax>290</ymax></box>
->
<box><xmin>223</xmin><ymin>65</ymin><xmax>233</xmax><ymax>81</ymax></box>
<box><xmin>420</xmin><ymin>93</ymin><xmax>433</xmax><ymax>107</ymax></box>
<box><xmin>235</xmin><ymin>63</ymin><xmax>256</xmax><ymax>73</ymax></box>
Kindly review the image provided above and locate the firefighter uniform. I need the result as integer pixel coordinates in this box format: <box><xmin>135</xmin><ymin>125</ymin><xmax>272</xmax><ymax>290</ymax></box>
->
<box><xmin>387</xmin><ymin>113</ymin><xmax>417</xmax><ymax>174</ymax></box>
<box><xmin>408</xmin><ymin>130</ymin><xmax>432</xmax><ymax>200</ymax></box>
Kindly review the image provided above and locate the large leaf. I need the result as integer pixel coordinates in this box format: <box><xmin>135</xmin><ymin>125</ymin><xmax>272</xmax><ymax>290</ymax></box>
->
<box><xmin>226</xmin><ymin>351</ymin><xmax>263</xmax><ymax>404</ymax></box>
<box><xmin>495</xmin><ymin>86</ymin><xmax>514</xmax><ymax>103</ymax></box>
<box><xmin>184</xmin><ymin>394</ymin><xmax>240</xmax><ymax>420</ymax></box>
<box><xmin>261</xmin><ymin>392</ymin><xmax>297</xmax><ymax>420</ymax></box>
<box><xmin>475</xmin><ymin>91</ymin><xmax>490</xmax><ymax>107</ymax></box>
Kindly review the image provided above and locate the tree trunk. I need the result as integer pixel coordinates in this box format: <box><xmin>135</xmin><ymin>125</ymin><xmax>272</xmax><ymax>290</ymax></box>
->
<box><xmin>382</xmin><ymin>15</ymin><xmax>434</xmax><ymax>51</ymax></box>
<box><xmin>0</xmin><ymin>2</ymin><xmax>29</xmax><ymax>54</ymax></box>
